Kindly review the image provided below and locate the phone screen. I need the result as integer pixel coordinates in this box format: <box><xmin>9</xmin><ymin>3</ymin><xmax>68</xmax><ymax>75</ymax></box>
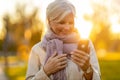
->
<box><xmin>77</xmin><ymin>39</ymin><xmax>90</xmax><ymax>53</ymax></box>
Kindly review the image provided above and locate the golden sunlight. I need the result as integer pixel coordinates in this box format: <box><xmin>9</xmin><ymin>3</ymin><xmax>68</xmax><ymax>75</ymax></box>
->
<box><xmin>75</xmin><ymin>19</ymin><xmax>93</xmax><ymax>39</ymax></box>
<box><xmin>111</xmin><ymin>24</ymin><xmax>120</xmax><ymax>33</ymax></box>
<box><xmin>24</xmin><ymin>29</ymin><xmax>32</xmax><ymax>41</ymax></box>
<box><xmin>40</xmin><ymin>0</ymin><xmax>93</xmax><ymax>38</ymax></box>
<box><xmin>110</xmin><ymin>15</ymin><xmax>120</xmax><ymax>33</ymax></box>
<box><xmin>0</xmin><ymin>21</ymin><xmax>4</xmax><ymax>40</ymax></box>
<box><xmin>72</xmin><ymin>0</ymin><xmax>93</xmax><ymax>38</ymax></box>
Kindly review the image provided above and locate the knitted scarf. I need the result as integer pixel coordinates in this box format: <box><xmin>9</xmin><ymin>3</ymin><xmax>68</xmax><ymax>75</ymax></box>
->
<box><xmin>40</xmin><ymin>28</ymin><xmax>80</xmax><ymax>80</ymax></box>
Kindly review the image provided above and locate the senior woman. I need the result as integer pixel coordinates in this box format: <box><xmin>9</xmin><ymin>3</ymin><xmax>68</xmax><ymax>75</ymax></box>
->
<box><xmin>26</xmin><ymin>0</ymin><xmax>101</xmax><ymax>80</ymax></box>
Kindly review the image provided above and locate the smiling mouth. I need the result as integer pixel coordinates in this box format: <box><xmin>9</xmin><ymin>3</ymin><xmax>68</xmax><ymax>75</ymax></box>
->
<box><xmin>63</xmin><ymin>29</ymin><xmax>73</xmax><ymax>34</ymax></box>
<box><xmin>57</xmin><ymin>28</ymin><xmax>74</xmax><ymax>36</ymax></box>
<box><xmin>59</xmin><ymin>31</ymin><xmax>72</xmax><ymax>35</ymax></box>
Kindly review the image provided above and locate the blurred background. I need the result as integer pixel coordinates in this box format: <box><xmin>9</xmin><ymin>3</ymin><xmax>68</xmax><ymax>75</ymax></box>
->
<box><xmin>0</xmin><ymin>0</ymin><xmax>120</xmax><ymax>80</ymax></box>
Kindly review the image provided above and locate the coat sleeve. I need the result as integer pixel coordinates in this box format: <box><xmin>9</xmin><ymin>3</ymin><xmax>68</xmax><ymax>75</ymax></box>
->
<box><xmin>89</xmin><ymin>40</ymin><xmax>101</xmax><ymax>80</ymax></box>
<box><xmin>25</xmin><ymin>45</ymin><xmax>50</xmax><ymax>80</ymax></box>
<box><xmin>81</xmin><ymin>40</ymin><xmax>101</xmax><ymax>80</ymax></box>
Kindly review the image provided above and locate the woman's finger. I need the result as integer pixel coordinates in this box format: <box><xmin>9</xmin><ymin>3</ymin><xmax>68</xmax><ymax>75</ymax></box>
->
<box><xmin>59</xmin><ymin>61</ymin><xmax>67</xmax><ymax>66</ymax></box>
<box><xmin>57</xmin><ymin>56</ymin><xmax>67</xmax><ymax>62</ymax></box>
<box><xmin>73</xmin><ymin>49</ymin><xmax>89</xmax><ymax>57</ymax></box>
<box><xmin>58</xmin><ymin>64</ymin><xmax>67</xmax><ymax>70</ymax></box>
<box><xmin>71</xmin><ymin>53</ymin><xmax>90</xmax><ymax>65</ymax></box>
<box><xmin>71</xmin><ymin>54</ymin><xmax>90</xmax><ymax>71</ymax></box>
<box><xmin>70</xmin><ymin>51</ymin><xmax>84</xmax><ymax>59</ymax></box>
<box><xmin>71</xmin><ymin>57</ymin><xmax>89</xmax><ymax>70</ymax></box>
<box><xmin>71</xmin><ymin>52</ymin><xmax>89</xmax><ymax>61</ymax></box>
<box><xmin>71</xmin><ymin>58</ymin><xmax>83</xmax><ymax>66</ymax></box>
<box><xmin>71</xmin><ymin>50</ymin><xmax>90</xmax><ymax>60</ymax></box>
<box><xmin>71</xmin><ymin>54</ymin><xmax>85</xmax><ymax>63</ymax></box>
<box><xmin>55</xmin><ymin>54</ymin><xmax>67</xmax><ymax>59</ymax></box>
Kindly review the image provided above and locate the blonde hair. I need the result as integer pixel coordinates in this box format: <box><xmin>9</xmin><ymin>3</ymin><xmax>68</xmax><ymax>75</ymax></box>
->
<box><xmin>46</xmin><ymin>0</ymin><xmax>76</xmax><ymax>22</ymax></box>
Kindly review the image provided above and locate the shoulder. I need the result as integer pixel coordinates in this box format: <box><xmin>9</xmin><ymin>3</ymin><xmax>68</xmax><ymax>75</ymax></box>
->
<box><xmin>31</xmin><ymin>42</ymin><xmax>45</xmax><ymax>55</ymax></box>
<box><xmin>88</xmin><ymin>39</ymin><xmax>94</xmax><ymax>48</ymax></box>
<box><xmin>29</xmin><ymin>42</ymin><xmax>46</xmax><ymax>65</ymax></box>
<box><xmin>32</xmin><ymin>42</ymin><xmax>41</xmax><ymax>49</ymax></box>
<box><xmin>88</xmin><ymin>39</ymin><xmax>97</xmax><ymax>55</ymax></box>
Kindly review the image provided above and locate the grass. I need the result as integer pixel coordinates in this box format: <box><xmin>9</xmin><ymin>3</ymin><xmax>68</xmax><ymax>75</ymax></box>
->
<box><xmin>99</xmin><ymin>60</ymin><xmax>120</xmax><ymax>80</ymax></box>
<box><xmin>5</xmin><ymin>60</ymin><xmax>120</xmax><ymax>80</ymax></box>
<box><xmin>1</xmin><ymin>53</ymin><xmax>120</xmax><ymax>80</ymax></box>
<box><xmin>5</xmin><ymin>64</ymin><xmax>27</xmax><ymax>80</ymax></box>
<box><xmin>0</xmin><ymin>56</ymin><xmax>27</xmax><ymax>80</ymax></box>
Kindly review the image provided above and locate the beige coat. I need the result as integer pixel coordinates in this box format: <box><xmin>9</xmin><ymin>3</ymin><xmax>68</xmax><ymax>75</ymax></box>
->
<box><xmin>26</xmin><ymin>41</ymin><xmax>101</xmax><ymax>80</ymax></box>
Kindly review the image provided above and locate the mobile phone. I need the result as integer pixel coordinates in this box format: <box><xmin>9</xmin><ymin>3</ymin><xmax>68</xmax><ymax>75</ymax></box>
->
<box><xmin>77</xmin><ymin>39</ymin><xmax>90</xmax><ymax>53</ymax></box>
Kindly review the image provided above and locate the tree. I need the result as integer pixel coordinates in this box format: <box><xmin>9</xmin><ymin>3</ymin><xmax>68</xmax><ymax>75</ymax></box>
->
<box><xmin>89</xmin><ymin>2</ymin><xmax>112</xmax><ymax>51</ymax></box>
<box><xmin>2</xmin><ymin>3</ymin><xmax>44</xmax><ymax>61</ymax></box>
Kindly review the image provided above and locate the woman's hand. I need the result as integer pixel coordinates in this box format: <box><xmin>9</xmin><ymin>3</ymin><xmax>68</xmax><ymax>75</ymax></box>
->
<box><xmin>43</xmin><ymin>52</ymin><xmax>67</xmax><ymax>76</ymax></box>
<box><xmin>70</xmin><ymin>49</ymin><xmax>90</xmax><ymax>71</ymax></box>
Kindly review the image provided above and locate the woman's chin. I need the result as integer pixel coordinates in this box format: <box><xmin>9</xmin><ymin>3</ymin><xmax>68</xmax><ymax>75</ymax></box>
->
<box><xmin>58</xmin><ymin>33</ymin><xmax>70</xmax><ymax>37</ymax></box>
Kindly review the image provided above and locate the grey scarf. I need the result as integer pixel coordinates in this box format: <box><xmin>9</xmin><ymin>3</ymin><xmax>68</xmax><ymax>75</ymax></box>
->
<box><xmin>40</xmin><ymin>28</ymin><xmax>80</xmax><ymax>80</ymax></box>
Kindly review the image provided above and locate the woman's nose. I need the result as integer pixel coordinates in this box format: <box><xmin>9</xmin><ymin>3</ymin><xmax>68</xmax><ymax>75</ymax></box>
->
<box><xmin>64</xmin><ymin>25</ymin><xmax>70</xmax><ymax>30</ymax></box>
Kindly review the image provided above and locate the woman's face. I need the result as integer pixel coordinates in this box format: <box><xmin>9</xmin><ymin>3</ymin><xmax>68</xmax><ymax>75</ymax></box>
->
<box><xmin>49</xmin><ymin>13</ymin><xmax>74</xmax><ymax>36</ymax></box>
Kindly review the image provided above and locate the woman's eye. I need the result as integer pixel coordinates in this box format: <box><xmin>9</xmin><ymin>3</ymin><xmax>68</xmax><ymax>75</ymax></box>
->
<box><xmin>59</xmin><ymin>21</ymin><xmax>65</xmax><ymax>24</ymax></box>
<box><xmin>69</xmin><ymin>22</ymin><xmax>74</xmax><ymax>25</ymax></box>
<box><xmin>58</xmin><ymin>21</ymin><xmax>74</xmax><ymax>25</ymax></box>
